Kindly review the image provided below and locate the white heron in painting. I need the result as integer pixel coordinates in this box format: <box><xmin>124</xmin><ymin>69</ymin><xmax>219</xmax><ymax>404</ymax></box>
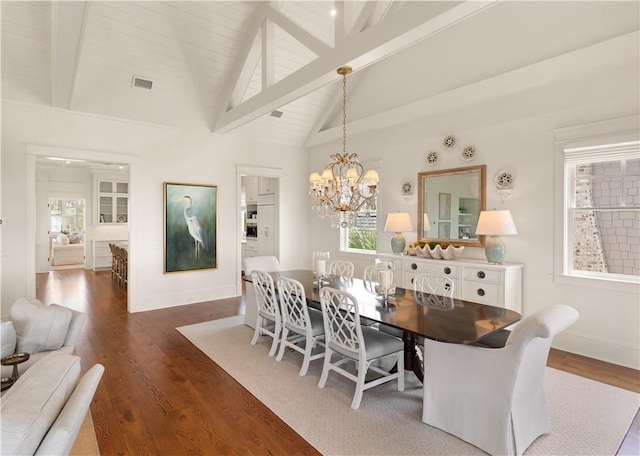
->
<box><xmin>178</xmin><ymin>196</ymin><xmax>208</xmax><ymax>258</ymax></box>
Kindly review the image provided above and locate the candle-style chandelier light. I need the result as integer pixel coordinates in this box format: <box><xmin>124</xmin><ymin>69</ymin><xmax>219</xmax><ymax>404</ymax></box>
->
<box><xmin>308</xmin><ymin>66</ymin><xmax>379</xmax><ymax>228</ymax></box>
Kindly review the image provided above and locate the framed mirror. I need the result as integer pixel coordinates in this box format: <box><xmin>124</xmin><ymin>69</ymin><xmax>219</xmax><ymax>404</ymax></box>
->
<box><xmin>418</xmin><ymin>165</ymin><xmax>486</xmax><ymax>247</ymax></box>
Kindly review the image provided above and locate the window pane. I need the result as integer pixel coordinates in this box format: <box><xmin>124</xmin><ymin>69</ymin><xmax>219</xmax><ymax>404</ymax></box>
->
<box><xmin>575</xmin><ymin>162</ymin><xmax>623</xmax><ymax>208</ymax></box>
<box><xmin>572</xmin><ymin>209</ymin><xmax>640</xmax><ymax>276</ymax></box>
<box><xmin>624</xmin><ymin>158</ymin><xmax>640</xmax><ymax>206</ymax></box>
<box><xmin>343</xmin><ymin>212</ymin><xmax>377</xmax><ymax>252</ymax></box>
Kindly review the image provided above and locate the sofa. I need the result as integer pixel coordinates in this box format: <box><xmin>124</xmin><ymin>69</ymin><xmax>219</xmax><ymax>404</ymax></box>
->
<box><xmin>51</xmin><ymin>235</ymin><xmax>85</xmax><ymax>266</ymax></box>
<box><xmin>0</xmin><ymin>351</ymin><xmax>104</xmax><ymax>455</ymax></box>
<box><xmin>1</xmin><ymin>298</ymin><xmax>87</xmax><ymax>378</ymax></box>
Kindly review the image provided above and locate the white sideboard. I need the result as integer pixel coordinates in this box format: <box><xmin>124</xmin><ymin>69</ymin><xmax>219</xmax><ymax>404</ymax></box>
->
<box><xmin>380</xmin><ymin>255</ymin><xmax>523</xmax><ymax>313</ymax></box>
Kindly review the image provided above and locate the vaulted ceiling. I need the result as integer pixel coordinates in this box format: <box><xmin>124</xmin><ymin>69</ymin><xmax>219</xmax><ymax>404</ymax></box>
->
<box><xmin>2</xmin><ymin>1</ymin><xmax>638</xmax><ymax>147</ymax></box>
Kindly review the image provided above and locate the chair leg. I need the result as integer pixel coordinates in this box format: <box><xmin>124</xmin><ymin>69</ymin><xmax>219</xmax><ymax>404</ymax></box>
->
<box><xmin>397</xmin><ymin>351</ymin><xmax>405</xmax><ymax>391</ymax></box>
<box><xmin>351</xmin><ymin>358</ymin><xmax>368</xmax><ymax>410</ymax></box>
<box><xmin>267</xmin><ymin>320</ymin><xmax>280</xmax><ymax>356</ymax></box>
<box><xmin>276</xmin><ymin>327</ymin><xmax>289</xmax><ymax>362</ymax></box>
<box><xmin>251</xmin><ymin>317</ymin><xmax>262</xmax><ymax>345</ymax></box>
<box><xmin>298</xmin><ymin>334</ymin><xmax>313</xmax><ymax>376</ymax></box>
<box><xmin>318</xmin><ymin>349</ymin><xmax>332</xmax><ymax>388</ymax></box>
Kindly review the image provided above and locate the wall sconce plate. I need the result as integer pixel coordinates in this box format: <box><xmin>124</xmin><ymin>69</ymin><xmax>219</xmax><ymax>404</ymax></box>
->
<box><xmin>426</xmin><ymin>151</ymin><xmax>440</xmax><ymax>166</ymax></box>
<box><xmin>461</xmin><ymin>145</ymin><xmax>476</xmax><ymax>161</ymax></box>
<box><xmin>401</xmin><ymin>181</ymin><xmax>413</xmax><ymax>195</ymax></box>
<box><xmin>495</xmin><ymin>171</ymin><xmax>514</xmax><ymax>189</ymax></box>
<box><xmin>443</xmin><ymin>135</ymin><xmax>457</xmax><ymax>149</ymax></box>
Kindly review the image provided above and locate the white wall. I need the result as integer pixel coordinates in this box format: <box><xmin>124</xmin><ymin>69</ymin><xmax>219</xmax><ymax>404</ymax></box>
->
<box><xmin>307</xmin><ymin>63</ymin><xmax>640</xmax><ymax>369</ymax></box>
<box><xmin>1</xmin><ymin>101</ymin><xmax>309</xmax><ymax>316</ymax></box>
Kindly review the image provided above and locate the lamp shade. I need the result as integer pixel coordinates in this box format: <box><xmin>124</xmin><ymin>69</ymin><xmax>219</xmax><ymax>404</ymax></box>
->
<box><xmin>475</xmin><ymin>210</ymin><xmax>518</xmax><ymax>235</ymax></box>
<box><xmin>423</xmin><ymin>213</ymin><xmax>431</xmax><ymax>232</ymax></box>
<box><xmin>384</xmin><ymin>212</ymin><xmax>413</xmax><ymax>232</ymax></box>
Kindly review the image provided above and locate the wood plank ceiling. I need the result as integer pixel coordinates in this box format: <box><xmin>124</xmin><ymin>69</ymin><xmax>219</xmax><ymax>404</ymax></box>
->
<box><xmin>2</xmin><ymin>1</ymin><xmax>638</xmax><ymax>147</ymax></box>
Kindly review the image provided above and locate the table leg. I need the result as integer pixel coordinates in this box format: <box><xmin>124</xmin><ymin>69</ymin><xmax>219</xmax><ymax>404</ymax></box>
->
<box><xmin>402</xmin><ymin>332</ymin><xmax>424</xmax><ymax>382</ymax></box>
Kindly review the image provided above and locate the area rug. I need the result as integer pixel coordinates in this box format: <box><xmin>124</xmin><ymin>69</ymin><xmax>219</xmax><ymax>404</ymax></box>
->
<box><xmin>177</xmin><ymin>316</ymin><xmax>639</xmax><ymax>456</ymax></box>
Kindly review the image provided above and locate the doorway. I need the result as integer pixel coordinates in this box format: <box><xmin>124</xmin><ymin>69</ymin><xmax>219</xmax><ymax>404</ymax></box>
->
<box><xmin>26</xmin><ymin>145</ymin><xmax>133</xmax><ymax>311</ymax></box>
<box><xmin>236</xmin><ymin>165</ymin><xmax>283</xmax><ymax>295</ymax></box>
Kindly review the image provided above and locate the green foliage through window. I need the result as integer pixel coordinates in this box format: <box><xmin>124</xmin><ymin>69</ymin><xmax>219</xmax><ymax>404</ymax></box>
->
<box><xmin>348</xmin><ymin>227</ymin><xmax>377</xmax><ymax>251</ymax></box>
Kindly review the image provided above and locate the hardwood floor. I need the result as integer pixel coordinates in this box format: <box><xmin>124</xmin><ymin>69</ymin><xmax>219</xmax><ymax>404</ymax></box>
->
<box><xmin>36</xmin><ymin>269</ymin><xmax>639</xmax><ymax>455</ymax></box>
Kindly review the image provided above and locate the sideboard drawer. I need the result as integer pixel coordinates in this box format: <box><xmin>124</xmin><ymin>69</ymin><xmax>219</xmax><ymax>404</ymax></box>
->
<box><xmin>462</xmin><ymin>281</ymin><xmax>500</xmax><ymax>305</ymax></box>
<box><xmin>464</xmin><ymin>267</ymin><xmax>502</xmax><ymax>283</ymax></box>
<box><xmin>405</xmin><ymin>260</ymin><xmax>461</xmax><ymax>278</ymax></box>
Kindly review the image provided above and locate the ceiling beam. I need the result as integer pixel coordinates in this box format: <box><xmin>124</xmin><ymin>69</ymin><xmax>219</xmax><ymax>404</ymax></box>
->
<box><xmin>51</xmin><ymin>0</ymin><xmax>88</xmax><ymax>109</ymax></box>
<box><xmin>218</xmin><ymin>2</ymin><xmax>270</xmax><ymax>113</ymax></box>
<box><xmin>213</xmin><ymin>0</ymin><xmax>499</xmax><ymax>135</ymax></box>
<box><xmin>304</xmin><ymin>30</ymin><xmax>640</xmax><ymax>147</ymax></box>
<box><xmin>266</xmin><ymin>7</ymin><xmax>331</xmax><ymax>55</ymax></box>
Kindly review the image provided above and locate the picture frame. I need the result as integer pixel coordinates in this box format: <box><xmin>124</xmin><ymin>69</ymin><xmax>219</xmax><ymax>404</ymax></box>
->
<box><xmin>439</xmin><ymin>192</ymin><xmax>451</xmax><ymax>220</ymax></box>
<box><xmin>438</xmin><ymin>222</ymin><xmax>451</xmax><ymax>239</ymax></box>
<box><xmin>164</xmin><ymin>182</ymin><xmax>218</xmax><ymax>274</ymax></box>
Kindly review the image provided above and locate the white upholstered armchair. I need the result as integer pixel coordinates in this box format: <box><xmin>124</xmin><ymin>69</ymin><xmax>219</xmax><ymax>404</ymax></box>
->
<box><xmin>422</xmin><ymin>304</ymin><xmax>579</xmax><ymax>456</ymax></box>
<box><xmin>1</xmin><ymin>298</ymin><xmax>87</xmax><ymax>378</ymax></box>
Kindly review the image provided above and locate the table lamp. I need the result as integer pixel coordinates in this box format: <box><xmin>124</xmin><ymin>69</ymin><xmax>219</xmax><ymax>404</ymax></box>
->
<box><xmin>384</xmin><ymin>212</ymin><xmax>413</xmax><ymax>255</ymax></box>
<box><xmin>475</xmin><ymin>210</ymin><xmax>517</xmax><ymax>264</ymax></box>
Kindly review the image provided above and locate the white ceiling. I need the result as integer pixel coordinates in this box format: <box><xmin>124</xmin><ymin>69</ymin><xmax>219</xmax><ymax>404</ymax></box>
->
<box><xmin>2</xmin><ymin>1</ymin><xmax>638</xmax><ymax>147</ymax></box>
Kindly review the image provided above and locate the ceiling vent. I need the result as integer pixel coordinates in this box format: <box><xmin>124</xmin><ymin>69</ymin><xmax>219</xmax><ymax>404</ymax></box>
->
<box><xmin>270</xmin><ymin>110</ymin><xmax>283</xmax><ymax>118</ymax></box>
<box><xmin>132</xmin><ymin>76</ymin><xmax>153</xmax><ymax>90</ymax></box>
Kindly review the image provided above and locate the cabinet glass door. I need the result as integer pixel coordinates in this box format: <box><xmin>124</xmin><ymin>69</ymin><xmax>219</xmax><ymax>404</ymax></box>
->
<box><xmin>100</xmin><ymin>196</ymin><xmax>113</xmax><ymax>223</ymax></box>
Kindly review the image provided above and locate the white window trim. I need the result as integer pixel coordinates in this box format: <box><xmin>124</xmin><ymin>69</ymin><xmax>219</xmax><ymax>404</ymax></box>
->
<box><xmin>553</xmin><ymin>115</ymin><xmax>640</xmax><ymax>292</ymax></box>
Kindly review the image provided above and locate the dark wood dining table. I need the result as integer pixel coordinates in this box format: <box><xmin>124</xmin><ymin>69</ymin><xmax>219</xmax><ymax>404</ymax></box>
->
<box><xmin>246</xmin><ymin>269</ymin><xmax>521</xmax><ymax>381</ymax></box>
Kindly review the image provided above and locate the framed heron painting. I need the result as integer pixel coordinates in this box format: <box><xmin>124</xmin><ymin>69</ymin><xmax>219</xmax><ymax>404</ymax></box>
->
<box><xmin>164</xmin><ymin>182</ymin><xmax>217</xmax><ymax>273</ymax></box>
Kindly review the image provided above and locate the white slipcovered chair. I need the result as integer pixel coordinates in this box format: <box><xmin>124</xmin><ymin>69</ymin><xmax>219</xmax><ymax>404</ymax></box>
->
<box><xmin>1</xmin><ymin>298</ymin><xmax>87</xmax><ymax>378</ymax></box>
<box><xmin>275</xmin><ymin>277</ymin><xmax>325</xmax><ymax>376</ymax></box>
<box><xmin>318</xmin><ymin>287</ymin><xmax>404</xmax><ymax>410</ymax></box>
<box><xmin>328</xmin><ymin>260</ymin><xmax>354</xmax><ymax>278</ymax></box>
<box><xmin>250</xmin><ymin>270</ymin><xmax>281</xmax><ymax>356</ymax></box>
<box><xmin>422</xmin><ymin>304</ymin><xmax>579</xmax><ymax>456</ymax></box>
<box><xmin>1</xmin><ymin>352</ymin><xmax>104</xmax><ymax>456</ymax></box>
<box><xmin>243</xmin><ymin>256</ymin><xmax>280</xmax><ymax>329</ymax></box>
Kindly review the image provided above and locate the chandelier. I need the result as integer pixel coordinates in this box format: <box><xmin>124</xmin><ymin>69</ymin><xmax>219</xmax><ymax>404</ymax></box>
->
<box><xmin>308</xmin><ymin>66</ymin><xmax>379</xmax><ymax>228</ymax></box>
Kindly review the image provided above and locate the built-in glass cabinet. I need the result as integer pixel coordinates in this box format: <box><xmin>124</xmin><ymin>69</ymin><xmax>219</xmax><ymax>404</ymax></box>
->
<box><xmin>97</xmin><ymin>180</ymin><xmax>128</xmax><ymax>223</ymax></box>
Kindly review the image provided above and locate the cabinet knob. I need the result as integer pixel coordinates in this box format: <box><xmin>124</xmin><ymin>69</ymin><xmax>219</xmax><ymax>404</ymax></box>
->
<box><xmin>443</xmin><ymin>267</ymin><xmax>451</xmax><ymax>275</ymax></box>
<box><xmin>476</xmin><ymin>288</ymin><xmax>485</xmax><ymax>297</ymax></box>
<box><xmin>411</xmin><ymin>277</ymin><xmax>415</xmax><ymax>284</ymax></box>
<box><xmin>477</xmin><ymin>271</ymin><xmax>486</xmax><ymax>279</ymax></box>
<box><xmin>411</xmin><ymin>263</ymin><xmax>417</xmax><ymax>270</ymax></box>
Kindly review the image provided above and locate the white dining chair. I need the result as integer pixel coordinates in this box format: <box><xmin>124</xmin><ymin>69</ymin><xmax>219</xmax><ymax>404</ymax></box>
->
<box><xmin>318</xmin><ymin>287</ymin><xmax>404</xmax><ymax>410</ymax></box>
<box><xmin>243</xmin><ymin>256</ymin><xmax>280</xmax><ymax>329</ymax></box>
<box><xmin>328</xmin><ymin>260</ymin><xmax>354</xmax><ymax>278</ymax></box>
<box><xmin>250</xmin><ymin>270</ymin><xmax>281</xmax><ymax>356</ymax></box>
<box><xmin>412</xmin><ymin>274</ymin><xmax>455</xmax><ymax>311</ymax></box>
<box><xmin>422</xmin><ymin>304</ymin><xmax>579</xmax><ymax>456</ymax></box>
<box><xmin>276</xmin><ymin>277</ymin><xmax>325</xmax><ymax>376</ymax></box>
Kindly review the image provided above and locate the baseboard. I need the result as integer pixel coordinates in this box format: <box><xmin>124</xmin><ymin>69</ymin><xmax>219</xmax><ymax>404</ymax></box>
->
<box><xmin>553</xmin><ymin>330</ymin><xmax>640</xmax><ymax>370</ymax></box>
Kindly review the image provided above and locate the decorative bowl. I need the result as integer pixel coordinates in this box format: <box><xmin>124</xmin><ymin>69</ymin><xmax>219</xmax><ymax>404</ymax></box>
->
<box><xmin>407</xmin><ymin>244</ymin><xmax>464</xmax><ymax>259</ymax></box>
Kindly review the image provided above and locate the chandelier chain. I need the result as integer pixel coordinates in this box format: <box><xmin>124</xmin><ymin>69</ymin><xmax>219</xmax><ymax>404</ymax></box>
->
<box><xmin>342</xmin><ymin>71</ymin><xmax>347</xmax><ymax>155</ymax></box>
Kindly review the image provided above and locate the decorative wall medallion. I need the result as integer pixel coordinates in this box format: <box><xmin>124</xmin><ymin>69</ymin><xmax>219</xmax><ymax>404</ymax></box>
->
<box><xmin>401</xmin><ymin>181</ymin><xmax>413</xmax><ymax>195</ymax></box>
<box><xmin>461</xmin><ymin>145</ymin><xmax>476</xmax><ymax>161</ymax></box>
<box><xmin>426</xmin><ymin>151</ymin><xmax>440</xmax><ymax>166</ymax></box>
<box><xmin>495</xmin><ymin>171</ymin><xmax>514</xmax><ymax>189</ymax></box>
<box><xmin>443</xmin><ymin>135</ymin><xmax>457</xmax><ymax>149</ymax></box>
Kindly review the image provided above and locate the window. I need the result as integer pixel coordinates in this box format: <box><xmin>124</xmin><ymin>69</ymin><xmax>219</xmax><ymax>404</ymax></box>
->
<box><xmin>50</xmin><ymin>198</ymin><xmax>85</xmax><ymax>234</ymax></box>
<box><xmin>340</xmin><ymin>211</ymin><xmax>377</xmax><ymax>253</ymax></box>
<box><xmin>562</xmin><ymin>141</ymin><xmax>639</xmax><ymax>282</ymax></box>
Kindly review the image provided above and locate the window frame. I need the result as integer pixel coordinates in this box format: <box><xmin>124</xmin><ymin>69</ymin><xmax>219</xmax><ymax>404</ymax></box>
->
<box><xmin>339</xmin><ymin>160</ymin><xmax>381</xmax><ymax>255</ymax></box>
<box><xmin>49</xmin><ymin>197</ymin><xmax>86</xmax><ymax>235</ymax></box>
<box><xmin>554</xmin><ymin>116</ymin><xmax>640</xmax><ymax>290</ymax></box>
